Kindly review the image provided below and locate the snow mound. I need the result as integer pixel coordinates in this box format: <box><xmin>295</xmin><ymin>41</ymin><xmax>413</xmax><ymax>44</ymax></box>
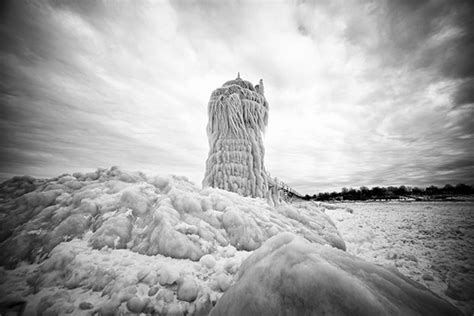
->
<box><xmin>0</xmin><ymin>167</ymin><xmax>344</xmax><ymax>269</ymax></box>
<box><xmin>0</xmin><ymin>167</ymin><xmax>346</xmax><ymax>314</ymax></box>
<box><xmin>212</xmin><ymin>232</ymin><xmax>462</xmax><ymax>316</ymax></box>
<box><xmin>4</xmin><ymin>238</ymin><xmax>237</xmax><ymax>315</ymax></box>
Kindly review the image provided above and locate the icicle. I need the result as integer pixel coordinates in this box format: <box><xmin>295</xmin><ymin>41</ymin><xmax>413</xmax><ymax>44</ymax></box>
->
<box><xmin>203</xmin><ymin>75</ymin><xmax>271</xmax><ymax>200</ymax></box>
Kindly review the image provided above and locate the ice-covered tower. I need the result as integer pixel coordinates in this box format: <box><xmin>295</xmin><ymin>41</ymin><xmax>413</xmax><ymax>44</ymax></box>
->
<box><xmin>203</xmin><ymin>74</ymin><xmax>270</xmax><ymax>198</ymax></box>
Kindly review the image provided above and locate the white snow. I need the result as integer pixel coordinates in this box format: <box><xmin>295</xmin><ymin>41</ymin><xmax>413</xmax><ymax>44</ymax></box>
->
<box><xmin>0</xmin><ymin>167</ymin><xmax>343</xmax><ymax>314</ymax></box>
<box><xmin>212</xmin><ymin>232</ymin><xmax>462</xmax><ymax>316</ymax></box>
<box><xmin>325</xmin><ymin>202</ymin><xmax>474</xmax><ymax>315</ymax></box>
<box><xmin>0</xmin><ymin>168</ymin><xmax>467</xmax><ymax>315</ymax></box>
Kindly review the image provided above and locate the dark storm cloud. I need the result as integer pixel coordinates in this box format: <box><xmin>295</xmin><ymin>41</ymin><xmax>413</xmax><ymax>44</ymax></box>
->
<box><xmin>369</xmin><ymin>0</ymin><xmax>474</xmax><ymax>107</ymax></box>
<box><xmin>453</xmin><ymin>79</ymin><xmax>474</xmax><ymax>107</ymax></box>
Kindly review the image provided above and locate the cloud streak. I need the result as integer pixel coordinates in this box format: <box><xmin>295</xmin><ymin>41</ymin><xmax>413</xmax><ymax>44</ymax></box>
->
<box><xmin>0</xmin><ymin>0</ymin><xmax>473</xmax><ymax>194</ymax></box>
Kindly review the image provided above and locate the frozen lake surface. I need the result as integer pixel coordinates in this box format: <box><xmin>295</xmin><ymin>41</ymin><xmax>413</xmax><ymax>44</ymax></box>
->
<box><xmin>326</xmin><ymin>201</ymin><xmax>474</xmax><ymax>315</ymax></box>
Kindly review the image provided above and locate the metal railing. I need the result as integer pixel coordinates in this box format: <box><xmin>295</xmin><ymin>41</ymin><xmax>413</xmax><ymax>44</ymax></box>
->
<box><xmin>268</xmin><ymin>174</ymin><xmax>304</xmax><ymax>201</ymax></box>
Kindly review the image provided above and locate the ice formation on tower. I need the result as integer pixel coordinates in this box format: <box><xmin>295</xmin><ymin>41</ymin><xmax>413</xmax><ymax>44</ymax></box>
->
<box><xmin>203</xmin><ymin>73</ymin><xmax>271</xmax><ymax>199</ymax></box>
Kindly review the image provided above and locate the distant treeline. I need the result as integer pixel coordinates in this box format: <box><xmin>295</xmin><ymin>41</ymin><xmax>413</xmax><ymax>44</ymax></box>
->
<box><xmin>303</xmin><ymin>184</ymin><xmax>474</xmax><ymax>201</ymax></box>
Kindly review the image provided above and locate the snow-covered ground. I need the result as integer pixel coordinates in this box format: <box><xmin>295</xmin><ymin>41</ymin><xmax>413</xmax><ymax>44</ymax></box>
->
<box><xmin>325</xmin><ymin>201</ymin><xmax>474</xmax><ymax>315</ymax></box>
<box><xmin>0</xmin><ymin>168</ymin><xmax>467</xmax><ymax>315</ymax></box>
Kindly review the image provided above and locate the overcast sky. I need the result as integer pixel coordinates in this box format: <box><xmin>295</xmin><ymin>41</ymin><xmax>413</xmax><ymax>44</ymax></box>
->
<box><xmin>1</xmin><ymin>0</ymin><xmax>473</xmax><ymax>193</ymax></box>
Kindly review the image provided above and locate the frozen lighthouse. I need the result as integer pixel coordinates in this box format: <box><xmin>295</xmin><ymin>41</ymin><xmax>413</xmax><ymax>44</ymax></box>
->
<box><xmin>203</xmin><ymin>73</ymin><xmax>271</xmax><ymax>199</ymax></box>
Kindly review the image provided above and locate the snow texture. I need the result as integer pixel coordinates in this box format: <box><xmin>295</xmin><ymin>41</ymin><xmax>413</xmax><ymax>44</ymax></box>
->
<box><xmin>325</xmin><ymin>202</ymin><xmax>474</xmax><ymax>315</ymax></box>
<box><xmin>0</xmin><ymin>168</ymin><xmax>465</xmax><ymax>315</ymax></box>
<box><xmin>203</xmin><ymin>75</ymin><xmax>274</xmax><ymax>202</ymax></box>
<box><xmin>212</xmin><ymin>232</ymin><xmax>463</xmax><ymax>316</ymax></box>
<box><xmin>0</xmin><ymin>167</ymin><xmax>343</xmax><ymax>314</ymax></box>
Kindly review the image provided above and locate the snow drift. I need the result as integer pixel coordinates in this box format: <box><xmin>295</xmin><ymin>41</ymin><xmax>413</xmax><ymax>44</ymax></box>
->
<box><xmin>0</xmin><ymin>167</ymin><xmax>344</xmax><ymax>314</ymax></box>
<box><xmin>212</xmin><ymin>232</ymin><xmax>463</xmax><ymax>316</ymax></box>
<box><xmin>0</xmin><ymin>167</ymin><xmax>344</xmax><ymax>268</ymax></box>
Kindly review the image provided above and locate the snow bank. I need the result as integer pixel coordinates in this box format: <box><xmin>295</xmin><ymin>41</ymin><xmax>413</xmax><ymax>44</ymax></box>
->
<box><xmin>212</xmin><ymin>232</ymin><xmax>462</xmax><ymax>316</ymax></box>
<box><xmin>0</xmin><ymin>167</ymin><xmax>344</xmax><ymax>314</ymax></box>
<box><xmin>0</xmin><ymin>167</ymin><xmax>343</xmax><ymax>269</ymax></box>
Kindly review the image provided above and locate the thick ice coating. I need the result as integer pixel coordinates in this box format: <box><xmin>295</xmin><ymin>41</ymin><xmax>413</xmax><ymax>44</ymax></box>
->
<box><xmin>203</xmin><ymin>74</ymin><xmax>270</xmax><ymax>199</ymax></box>
<box><xmin>0</xmin><ymin>167</ymin><xmax>344</xmax><ymax>268</ymax></box>
<box><xmin>211</xmin><ymin>232</ymin><xmax>462</xmax><ymax>316</ymax></box>
<box><xmin>0</xmin><ymin>168</ymin><xmax>346</xmax><ymax>314</ymax></box>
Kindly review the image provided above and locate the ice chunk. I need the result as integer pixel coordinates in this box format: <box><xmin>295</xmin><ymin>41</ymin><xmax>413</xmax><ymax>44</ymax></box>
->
<box><xmin>126</xmin><ymin>296</ymin><xmax>149</xmax><ymax>313</ymax></box>
<box><xmin>171</xmin><ymin>190</ymin><xmax>203</xmax><ymax>214</ymax></box>
<box><xmin>148</xmin><ymin>222</ymin><xmax>204</xmax><ymax>260</ymax></box>
<box><xmin>216</xmin><ymin>273</ymin><xmax>232</xmax><ymax>292</ymax></box>
<box><xmin>157</xmin><ymin>288</ymin><xmax>175</xmax><ymax>302</ymax></box>
<box><xmin>200</xmin><ymin>254</ymin><xmax>216</xmax><ymax>269</ymax></box>
<box><xmin>222</xmin><ymin>208</ymin><xmax>264</xmax><ymax>250</ymax></box>
<box><xmin>158</xmin><ymin>266</ymin><xmax>180</xmax><ymax>286</ymax></box>
<box><xmin>90</xmin><ymin>215</ymin><xmax>132</xmax><ymax>249</ymax></box>
<box><xmin>120</xmin><ymin>188</ymin><xmax>150</xmax><ymax>216</ymax></box>
<box><xmin>48</xmin><ymin>213</ymin><xmax>90</xmax><ymax>250</ymax></box>
<box><xmin>177</xmin><ymin>277</ymin><xmax>199</xmax><ymax>302</ymax></box>
<box><xmin>78</xmin><ymin>302</ymin><xmax>93</xmax><ymax>310</ymax></box>
<box><xmin>212</xmin><ymin>233</ymin><xmax>462</xmax><ymax>316</ymax></box>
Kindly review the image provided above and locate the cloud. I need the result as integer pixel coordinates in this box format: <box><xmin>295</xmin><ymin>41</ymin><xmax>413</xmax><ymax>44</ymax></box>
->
<box><xmin>0</xmin><ymin>0</ymin><xmax>473</xmax><ymax>193</ymax></box>
<box><xmin>357</xmin><ymin>0</ymin><xmax>474</xmax><ymax>107</ymax></box>
<box><xmin>0</xmin><ymin>0</ymin><xmax>207</xmax><ymax>179</ymax></box>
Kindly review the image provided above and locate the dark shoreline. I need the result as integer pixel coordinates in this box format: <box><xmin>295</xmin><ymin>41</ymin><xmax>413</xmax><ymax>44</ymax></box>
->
<box><xmin>321</xmin><ymin>196</ymin><xmax>474</xmax><ymax>203</ymax></box>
